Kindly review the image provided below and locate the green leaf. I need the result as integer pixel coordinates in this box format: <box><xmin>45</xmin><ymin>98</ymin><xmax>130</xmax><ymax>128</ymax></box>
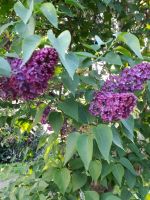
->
<box><xmin>115</xmin><ymin>46</ymin><xmax>132</xmax><ymax>57</ymax></box>
<box><xmin>93</xmin><ymin>124</ymin><xmax>113</xmax><ymax>162</ymax></box>
<box><xmin>48</xmin><ymin>29</ymin><xmax>71</xmax><ymax>59</ymax></box>
<box><xmin>147</xmin><ymin>80</ymin><xmax>150</xmax><ymax>92</ymax></box>
<box><xmin>103</xmin><ymin>195</ymin><xmax>121</xmax><ymax>200</ymax></box>
<box><xmin>112</xmin><ymin>164</ymin><xmax>124</xmax><ymax>186</ymax></box>
<box><xmin>72</xmin><ymin>172</ymin><xmax>87</xmax><ymax>191</ymax></box>
<box><xmin>62</xmin><ymin>73</ymin><xmax>79</xmax><ymax>96</ymax></box>
<box><xmin>42</xmin><ymin>167</ymin><xmax>56</xmax><ymax>181</ymax></box>
<box><xmin>32</xmin><ymin>103</ymin><xmax>46</xmax><ymax>127</ymax></box>
<box><xmin>69</xmin><ymin>158</ymin><xmax>84</xmax><ymax>170</ymax></box>
<box><xmin>64</xmin><ymin>132</ymin><xmax>80</xmax><ymax>164</ymax></box>
<box><xmin>58</xmin><ymin>98</ymin><xmax>79</xmax><ymax>121</ymax></box>
<box><xmin>0</xmin><ymin>57</ymin><xmax>11</xmax><ymax>77</ymax></box>
<box><xmin>125</xmin><ymin>170</ymin><xmax>136</xmax><ymax>188</ymax></box>
<box><xmin>48</xmin><ymin>112</ymin><xmax>63</xmax><ymax>133</ymax></box>
<box><xmin>48</xmin><ymin>30</ymin><xmax>79</xmax><ymax>78</ymax></box>
<box><xmin>89</xmin><ymin>160</ymin><xmax>102</xmax><ymax>181</ymax></box>
<box><xmin>77</xmin><ymin>134</ymin><xmax>93</xmax><ymax>170</ymax></box>
<box><xmin>112</xmin><ymin>126</ymin><xmax>124</xmax><ymax>150</ymax></box>
<box><xmin>14</xmin><ymin>0</ymin><xmax>34</xmax><ymax>24</ymax></box>
<box><xmin>121</xmin><ymin>116</ymin><xmax>134</xmax><ymax>142</ymax></box>
<box><xmin>84</xmin><ymin>191</ymin><xmax>99</xmax><ymax>200</ymax></box>
<box><xmin>76</xmin><ymin>52</ymin><xmax>96</xmax><ymax>58</ymax></box>
<box><xmin>101</xmin><ymin>162</ymin><xmax>112</xmax><ymax>180</ymax></box>
<box><xmin>80</xmin><ymin>76</ymin><xmax>97</xmax><ymax>87</ymax></box>
<box><xmin>22</xmin><ymin>34</ymin><xmax>41</xmax><ymax>64</ymax></box>
<box><xmin>117</xmin><ymin>32</ymin><xmax>143</xmax><ymax>59</ymax></box>
<box><xmin>65</xmin><ymin>0</ymin><xmax>84</xmax><ymax>10</ymax></box>
<box><xmin>121</xmin><ymin>188</ymin><xmax>132</xmax><ymax>200</ymax></box>
<box><xmin>38</xmin><ymin>180</ymin><xmax>48</xmax><ymax>191</ymax></box>
<box><xmin>0</xmin><ymin>21</ymin><xmax>14</xmax><ymax>35</ymax></box>
<box><xmin>40</xmin><ymin>3</ymin><xmax>58</xmax><ymax>28</ymax></box>
<box><xmin>120</xmin><ymin>157</ymin><xmax>137</xmax><ymax>176</ymax></box>
<box><xmin>58</xmin><ymin>98</ymin><xmax>89</xmax><ymax>123</ymax></box>
<box><xmin>15</xmin><ymin>16</ymin><xmax>35</xmax><ymax>37</ymax></box>
<box><xmin>53</xmin><ymin>168</ymin><xmax>70</xmax><ymax>194</ymax></box>
<box><xmin>102</xmin><ymin>52</ymin><xmax>122</xmax><ymax>65</ymax></box>
<box><xmin>39</xmin><ymin>194</ymin><xmax>47</xmax><ymax>200</ymax></box>
<box><xmin>60</xmin><ymin>52</ymin><xmax>79</xmax><ymax>79</ymax></box>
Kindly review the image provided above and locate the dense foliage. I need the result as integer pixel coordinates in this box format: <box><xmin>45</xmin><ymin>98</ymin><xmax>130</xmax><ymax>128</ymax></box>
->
<box><xmin>0</xmin><ymin>0</ymin><xmax>150</xmax><ymax>199</ymax></box>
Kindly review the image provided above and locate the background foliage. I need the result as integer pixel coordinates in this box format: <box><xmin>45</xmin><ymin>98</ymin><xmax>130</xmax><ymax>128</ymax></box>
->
<box><xmin>0</xmin><ymin>0</ymin><xmax>150</xmax><ymax>199</ymax></box>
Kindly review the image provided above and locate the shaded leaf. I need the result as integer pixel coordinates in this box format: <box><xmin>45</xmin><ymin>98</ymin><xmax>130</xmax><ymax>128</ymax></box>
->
<box><xmin>58</xmin><ymin>98</ymin><xmax>79</xmax><ymax>121</ymax></box>
<box><xmin>112</xmin><ymin>164</ymin><xmax>124</xmax><ymax>185</ymax></box>
<box><xmin>125</xmin><ymin>170</ymin><xmax>136</xmax><ymax>188</ymax></box>
<box><xmin>120</xmin><ymin>157</ymin><xmax>137</xmax><ymax>176</ymax></box>
<box><xmin>104</xmin><ymin>195</ymin><xmax>121</xmax><ymax>200</ymax></box>
<box><xmin>84</xmin><ymin>191</ymin><xmax>99</xmax><ymax>200</ymax></box>
<box><xmin>48</xmin><ymin>112</ymin><xmax>63</xmax><ymax>133</ymax></box>
<box><xmin>53</xmin><ymin>168</ymin><xmax>70</xmax><ymax>194</ymax></box>
<box><xmin>89</xmin><ymin>160</ymin><xmax>102</xmax><ymax>181</ymax></box>
<box><xmin>121</xmin><ymin>116</ymin><xmax>134</xmax><ymax>142</ymax></box>
<box><xmin>77</xmin><ymin>134</ymin><xmax>93</xmax><ymax>170</ymax></box>
<box><xmin>112</xmin><ymin>126</ymin><xmax>124</xmax><ymax>150</ymax></box>
<box><xmin>93</xmin><ymin>124</ymin><xmax>113</xmax><ymax>162</ymax></box>
<box><xmin>72</xmin><ymin>172</ymin><xmax>87</xmax><ymax>191</ymax></box>
<box><xmin>62</xmin><ymin>73</ymin><xmax>79</xmax><ymax>96</ymax></box>
<box><xmin>64</xmin><ymin>132</ymin><xmax>80</xmax><ymax>164</ymax></box>
<box><xmin>102</xmin><ymin>52</ymin><xmax>122</xmax><ymax>65</ymax></box>
<box><xmin>65</xmin><ymin>0</ymin><xmax>84</xmax><ymax>10</ymax></box>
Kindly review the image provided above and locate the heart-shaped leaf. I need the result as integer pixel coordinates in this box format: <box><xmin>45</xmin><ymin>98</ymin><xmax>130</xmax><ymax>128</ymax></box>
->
<box><xmin>14</xmin><ymin>0</ymin><xmax>34</xmax><ymax>24</ymax></box>
<box><xmin>40</xmin><ymin>3</ymin><xmax>58</xmax><ymax>28</ymax></box>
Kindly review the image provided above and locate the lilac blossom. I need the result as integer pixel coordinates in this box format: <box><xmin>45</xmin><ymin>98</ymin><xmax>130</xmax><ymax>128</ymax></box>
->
<box><xmin>89</xmin><ymin>92</ymin><xmax>137</xmax><ymax>122</ymax></box>
<box><xmin>102</xmin><ymin>62</ymin><xmax>150</xmax><ymax>93</ymax></box>
<box><xmin>119</xmin><ymin>62</ymin><xmax>150</xmax><ymax>92</ymax></box>
<box><xmin>0</xmin><ymin>48</ymin><xmax>58</xmax><ymax>100</ymax></box>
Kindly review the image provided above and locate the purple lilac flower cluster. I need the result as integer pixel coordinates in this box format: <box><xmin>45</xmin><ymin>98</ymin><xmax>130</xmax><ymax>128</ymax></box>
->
<box><xmin>89</xmin><ymin>92</ymin><xmax>137</xmax><ymax>122</ymax></box>
<box><xmin>89</xmin><ymin>62</ymin><xmax>150</xmax><ymax>122</ymax></box>
<box><xmin>0</xmin><ymin>48</ymin><xmax>58</xmax><ymax>100</ymax></box>
<box><xmin>102</xmin><ymin>62</ymin><xmax>150</xmax><ymax>93</ymax></box>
